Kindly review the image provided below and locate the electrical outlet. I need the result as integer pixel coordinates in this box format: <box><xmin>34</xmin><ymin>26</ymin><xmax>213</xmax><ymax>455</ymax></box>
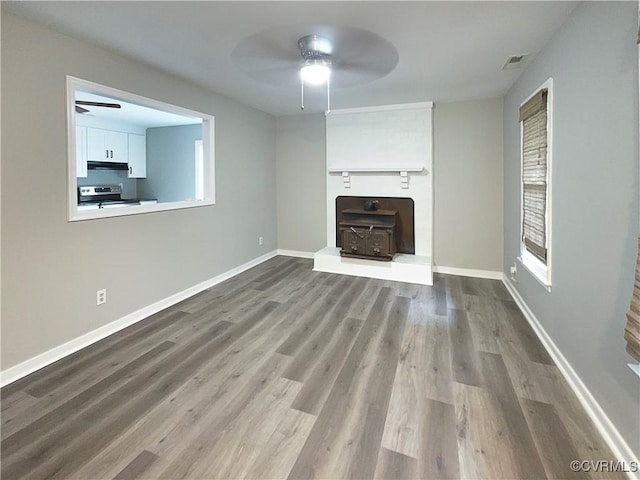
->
<box><xmin>510</xmin><ymin>263</ymin><xmax>518</xmax><ymax>282</ymax></box>
<box><xmin>258</xmin><ymin>236</ymin><xmax>264</xmax><ymax>245</ymax></box>
<box><xmin>97</xmin><ymin>289</ymin><xmax>107</xmax><ymax>305</ymax></box>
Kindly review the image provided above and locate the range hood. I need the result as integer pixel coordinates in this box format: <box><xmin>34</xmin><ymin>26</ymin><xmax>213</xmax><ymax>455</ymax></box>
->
<box><xmin>87</xmin><ymin>161</ymin><xmax>129</xmax><ymax>171</ymax></box>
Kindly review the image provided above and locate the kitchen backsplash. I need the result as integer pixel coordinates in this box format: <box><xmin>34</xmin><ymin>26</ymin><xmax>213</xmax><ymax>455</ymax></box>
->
<box><xmin>77</xmin><ymin>170</ymin><xmax>138</xmax><ymax>199</ymax></box>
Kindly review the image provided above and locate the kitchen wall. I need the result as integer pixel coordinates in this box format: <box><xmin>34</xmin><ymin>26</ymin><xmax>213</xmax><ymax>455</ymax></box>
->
<box><xmin>503</xmin><ymin>1</ymin><xmax>639</xmax><ymax>452</ymax></box>
<box><xmin>275</xmin><ymin>100</ymin><xmax>504</xmax><ymax>274</ymax></box>
<box><xmin>1</xmin><ymin>13</ymin><xmax>277</xmax><ymax>370</ymax></box>
<box><xmin>434</xmin><ymin>98</ymin><xmax>503</xmax><ymax>273</ymax></box>
<box><xmin>139</xmin><ymin>124</ymin><xmax>202</xmax><ymax>202</ymax></box>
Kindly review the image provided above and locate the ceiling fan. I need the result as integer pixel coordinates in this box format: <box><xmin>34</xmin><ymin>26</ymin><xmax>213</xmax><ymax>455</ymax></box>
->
<box><xmin>75</xmin><ymin>100</ymin><xmax>122</xmax><ymax>114</ymax></box>
<box><xmin>231</xmin><ymin>26</ymin><xmax>399</xmax><ymax>112</ymax></box>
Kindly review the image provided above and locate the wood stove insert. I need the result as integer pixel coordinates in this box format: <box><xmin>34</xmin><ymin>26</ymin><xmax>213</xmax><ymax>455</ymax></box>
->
<box><xmin>336</xmin><ymin>196</ymin><xmax>415</xmax><ymax>262</ymax></box>
<box><xmin>339</xmin><ymin>208</ymin><xmax>398</xmax><ymax>261</ymax></box>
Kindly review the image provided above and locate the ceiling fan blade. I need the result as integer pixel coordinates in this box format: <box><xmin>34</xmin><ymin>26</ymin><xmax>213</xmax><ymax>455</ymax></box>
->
<box><xmin>75</xmin><ymin>101</ymin><xmax>121</xmax><ymax>108</ymax></box>
<box><xmin>332</xmin><ymin>59</ymin><xmax>396</xmax><ymax>88</ymax></box>
<box><xmin>235</xmin><ymin>62</ymin><xmax>301</xmax><ymax>88</ymax></box>
<box><xmin>231</xmin><ymin>29</ymin><xmax>303</xmax><ymax>87</ymax></box>
<box><xmin>338</xmin><ymin>58</ymin><xmax>394</xmax><ymax>76</ymax></box>
<box><xmin>233</xmin><ymin>31</ymin><xmax>301</xmax><ymax>64</ymax></box>
<box><xmin>328</xmin><ymin>28</ymin><xmax>399</xmax><ymax>88</ymax></box>
<box><xmin>75</xmin><ymin>105</ymin><xmax>89</xmax><ymax>114</ymax></box>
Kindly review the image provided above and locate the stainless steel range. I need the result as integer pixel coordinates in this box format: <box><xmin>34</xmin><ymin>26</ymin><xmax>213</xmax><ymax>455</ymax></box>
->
<box><xmin>77</xmin><ymin>185</ymin><xmax>157</xmax><ymax>210</ymax></box>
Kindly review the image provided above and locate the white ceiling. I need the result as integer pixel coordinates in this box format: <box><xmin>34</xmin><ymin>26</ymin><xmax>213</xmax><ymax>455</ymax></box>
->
<box><xmin>76</xmin><ymin>92</ymin><xmax>203</xmax><ymax>128</ymax></box>
<box><xmin>3</xmin><ymin>1</ymin><xmax>579</xmax><ymax>116</ymax></box>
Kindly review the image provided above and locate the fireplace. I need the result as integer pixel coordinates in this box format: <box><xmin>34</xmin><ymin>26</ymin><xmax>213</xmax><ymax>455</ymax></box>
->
<box><xmin>314</xmin><ymin>102</ymin><xmax>433</xmax><ymax>285</ymax></box>
<box><xmin>315</xmin><ymin>174</ymin><xmax>431</xmax><ymax>284</ymax></box>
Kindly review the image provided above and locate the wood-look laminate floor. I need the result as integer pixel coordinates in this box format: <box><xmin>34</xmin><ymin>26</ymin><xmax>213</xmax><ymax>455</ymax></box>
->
<box><xmin>1</xmin><ymin>256</ymin><xmax>623</xmax><ymax>479</ymax></box>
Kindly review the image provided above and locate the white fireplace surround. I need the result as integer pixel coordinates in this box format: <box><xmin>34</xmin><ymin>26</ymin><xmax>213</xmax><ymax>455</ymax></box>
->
<box><xmin>313</xmin><ymin>102</ymin><xmax>434</xmax><ymax>285</ymax></box>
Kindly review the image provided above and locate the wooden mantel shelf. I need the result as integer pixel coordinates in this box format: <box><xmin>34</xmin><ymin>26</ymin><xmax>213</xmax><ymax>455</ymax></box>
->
<box><xmin>330</xmin><ymin>167</ymin><xmax>427</xmax><ymax>189</ymax></box>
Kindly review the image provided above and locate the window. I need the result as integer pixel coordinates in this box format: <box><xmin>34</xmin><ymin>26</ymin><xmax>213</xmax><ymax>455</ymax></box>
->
<box><xmin>66</xmin><ymin>76</ymin><xmax>215</xmax><ymax>221</ymax></box>
<box><xmin>519</xmin><ymin>79</ymin><xmax>552</xmax><ymax>290</ymax></box>
<box><xmin>624</xmin><ymin>28</ymin><xmax>640</xmax><ymax>369</ymax></box>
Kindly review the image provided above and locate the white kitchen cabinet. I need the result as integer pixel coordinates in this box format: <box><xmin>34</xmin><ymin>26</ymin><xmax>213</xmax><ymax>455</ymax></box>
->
<box><xmin>76</xmin><ymin>126</ymin><xmax>88</xmax><ymax>178</ymax></box>
<box><xmin>127</xmin><ymin>133</ymin><xmax>146</xmax><ymax>178</ymax></box>
<box><xmin>87</xmin><ymin>127</ymin><xmax>128</xmax><ymax>163</ymax></box>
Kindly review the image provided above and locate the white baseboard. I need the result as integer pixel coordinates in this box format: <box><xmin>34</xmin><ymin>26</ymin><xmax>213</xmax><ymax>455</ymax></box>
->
<box><xmin>0</xmin><ymin>250</ymin><xmax>278</xmax><ymax>387</ymax></box>
<box><xmin>502</xmin><ymin>276</ymin><xmax>639</xmax><ymax>480</ymax></box>
<box><xmin>433</xmin><ymin>265</ymin><xmax>503</xmax><ymax>280</ymax></box>
<box><xmin>276</xmin><ymin>249</ymin><xmax>315</xmax><ymax>259</ymax></box>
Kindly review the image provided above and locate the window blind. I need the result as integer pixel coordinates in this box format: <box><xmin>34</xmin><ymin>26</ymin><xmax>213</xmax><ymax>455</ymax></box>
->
<box><xmin>520</xmin><ymin>89</ymin><xmax>548</xmax><ymax>263</ymax></box>
<box><xmin>625</xmin><ymin>237</ymin><xmax>640</xmax><ymax>362</ymax></box>
<box><xmin>626</xmin><ymin>27</ymin><xmax>640</xmax><ymax>360</ymax></box>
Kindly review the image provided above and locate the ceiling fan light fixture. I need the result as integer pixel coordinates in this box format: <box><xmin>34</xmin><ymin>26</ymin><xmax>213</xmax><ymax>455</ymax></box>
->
<box><xmin>297</xmin><ymin>34</ymin><xmax>334</xmax><ymax>112</ymax></box>
<box><xmin>300</xmin><ymin>63</ymin><xmax>331</xmax><ymax>85</ymax></box>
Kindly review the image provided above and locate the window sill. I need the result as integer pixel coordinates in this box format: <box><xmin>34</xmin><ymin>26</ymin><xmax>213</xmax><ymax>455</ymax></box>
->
<box><xmin>518</xmin><ymin>254</ymin><xmax>552</xmax><ymax>292</ymax></box>
<box><xmin>68</xmin><ymin>198</ymin><xmax>214</xmax><ymax>222</ymax></box>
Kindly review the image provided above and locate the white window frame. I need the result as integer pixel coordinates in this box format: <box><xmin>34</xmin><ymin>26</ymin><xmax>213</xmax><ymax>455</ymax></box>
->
<box><xmin>66</xmin><ymin>76</ymin><xmax>215</xmax><ymax>221</ymax></box>
<box><xmin>518</xmin><ymin>78</ymin><xmax>553</xmax><ymax>291</ymax></box>
<box><xmin>195</xmin><ymin>139</ymin><xmax>204</xmax><ymax>201</ymax></box>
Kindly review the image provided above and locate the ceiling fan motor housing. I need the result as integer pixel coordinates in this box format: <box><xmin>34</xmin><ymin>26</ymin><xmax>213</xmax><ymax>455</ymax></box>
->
<box><xmin>298</xmin><ymin>34</ymin><xmax>332</xmax><ymax>67</ymax></box>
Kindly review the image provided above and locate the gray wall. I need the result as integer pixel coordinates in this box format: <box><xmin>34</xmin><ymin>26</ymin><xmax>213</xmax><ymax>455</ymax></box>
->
<box><xmin>1</xmin><ymin>13</ymin><xmax>277</xmax><ymax>369</ymax></box>
<box><xmin>503</xmin><ymin>2</ymin><xmax>639</xmax><ymax>451</ymax></box>
<box><xmin>140</xmin><ymin>124</ymin><xmax>202</xmax><ymax>202</ymax></box>
<box><xmin>276</xmin><ymin>114</ymin><xmax>327</xmax><ymax>253</ymax></box>
<box><xmin>434</xmin><ymin>99</ymin><xmax>504</xmax><ymax>272</ymax></box>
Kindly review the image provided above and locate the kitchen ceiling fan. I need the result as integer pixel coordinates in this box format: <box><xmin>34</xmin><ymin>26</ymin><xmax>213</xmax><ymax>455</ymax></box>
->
<box><xmin>75</xmin><ymin>100</ymin><xmax>122</xmax><ymax>114</ymax></box>
<box><xmin>231</xmin><ymin>26</ymin><xmax>399</xmax><ymax>112</ymax></box>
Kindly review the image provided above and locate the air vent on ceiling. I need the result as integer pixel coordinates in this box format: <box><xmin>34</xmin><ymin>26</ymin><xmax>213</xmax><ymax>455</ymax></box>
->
<box><xmin>502</xmin><ymin>54</ymin><xmax>529</xmax><ymax>70</ymax></box>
